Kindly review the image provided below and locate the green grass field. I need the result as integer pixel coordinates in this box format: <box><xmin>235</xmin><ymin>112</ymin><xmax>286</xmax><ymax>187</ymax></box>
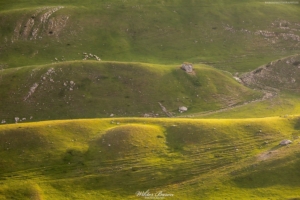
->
<box><xmin>0</xmin><ymin>117</ymin><xmax>299</xmax><ymax>199</ymax></box>
<box><xmin>197</xmin><ymin>92</ymin><xmax>300</xmax><ymax>119</ymax></box>
<box><xmin>1</xmin><ymin>0</ymin><xmax>300</xmax><ymax>199</ymax></box>
<box><xmin>0</xmin><ymin>0</ymin><xmax>300</xmax><ymax>72</ymax></box>
<box><xmin>0</xmin><ymin>61</ymin><xmax>261</xmax><ymax>123</ymax></box>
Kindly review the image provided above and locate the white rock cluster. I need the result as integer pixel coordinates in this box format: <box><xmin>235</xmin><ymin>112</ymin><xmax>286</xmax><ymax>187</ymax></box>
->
<box><xmin>64</xmin><ymin>80</ymin><xmax>76</xmax><ymax>91</ymax></box>
<box><xmin>82</xmin><ymin>52</ymin><xmax>101</xmax><ymax>61</ymax></box>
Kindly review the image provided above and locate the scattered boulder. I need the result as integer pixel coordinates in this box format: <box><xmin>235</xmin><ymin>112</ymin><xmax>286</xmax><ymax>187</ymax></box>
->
<box><xmin>179</xmin><ymin>106</ymin><xmax>188</xmax><ymax>113</ymax></box>
<box><xmin>94</xmin><ymin>55</ymin><xmax>101</xmax><ymax>61</ymax></box>
<box><xmin>143</xmin><ymin>113</ymin><xmax>158</xmax><ymax>118</ymax></box>
<box><xmin>68</xmin><ymin>81</ymin><xmax>75</xmax><ymax>90</ymax></box>
<box><xmin>14</xmin><ymin>117</ymin><xmax>19</xmax><ymax>123</ymax></box>
<box><xmin>279</xmin><ymin>139</ymin><xmax>292</xmax><ymax>146</ymax></box>
<box><xmin>181</xmin><ymin>63</ymin><xmax>193</xmax><ymax>73</ymax></box>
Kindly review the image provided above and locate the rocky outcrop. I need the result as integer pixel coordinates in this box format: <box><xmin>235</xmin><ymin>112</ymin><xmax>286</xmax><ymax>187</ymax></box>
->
<box><xmin>240</xmin><ymin>55</ymin><xmax>300</xmax><ymax>92</ymax></box>
<box><xmin>181</xmin><ymin>63</ymin><xmax>193</xmax><ymax>73</ymax></box>
<box><xmin>178</xmin><ymin>106</ymin><xmax>188</xmax><ymax>113</ymax></box>
<box><xmin>279</xmin><ymin>139</ymin><xmax>292</xmax><ymax>146</ymax></box>
<box><xmin>12</xmin><ymin>6</ymin><xmax>68</xmax><ymax>42</ymax></box>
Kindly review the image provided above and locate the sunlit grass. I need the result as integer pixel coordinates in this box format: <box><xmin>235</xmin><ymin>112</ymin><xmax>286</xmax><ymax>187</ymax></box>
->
<box><xmin>0</xmin><ymin>117</ymin><xmax>299</xmax><ymax>199</ymax></box>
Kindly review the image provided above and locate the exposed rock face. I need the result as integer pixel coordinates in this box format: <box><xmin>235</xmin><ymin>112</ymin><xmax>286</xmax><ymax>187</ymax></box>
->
<box><xmin>181</xmin><ymin>63</ymin><xmax>193</xmax><ymax>73</ymax></box>
<box><xmin>12</xmin><ymin>6</ymin><xmax>68</xmax><ymax>42</ymax></box>
<box><xmin>179</xmin><ymin>106</ymin><xmax>188</xmax><ymax>113</ymax></box>
<box><xmin>240</xmin><ymin>55</ymin><xmax>300</xmax><ymax>92</ymax></box>
<box><xmin>279</xmin><ymin>139</ymin><xmax>292</xmax><ymax>146</ymax></box>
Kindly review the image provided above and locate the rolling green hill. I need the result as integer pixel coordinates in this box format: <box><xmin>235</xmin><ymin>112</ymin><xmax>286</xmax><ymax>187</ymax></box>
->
<box><xmin>0</xmin><ymin>61</ymin><xmax>260</xmax><ymax>123</ymax></box>
<box><xmin>0</xmin><ymin>117</ymin><xmax>299</xmax><ymax>199</ymax></box>
<box><xmin>186</xmin><ymin>54</ymin><xmax>300</xmax><ymax>119</ymax></box>
<box><xmin>184</xmin><ymin>54</ymin><xmax>300</xmax><ymax>119</ymax></box>
<box><xmin>0</xmin><ymin>0</ymin><xmax>300</xmax><ymax>72</ymax></box>
<box><xmin>1</xmin><ymin>1</ymin><xmax>300</xmax><ymax>199</ymax></box>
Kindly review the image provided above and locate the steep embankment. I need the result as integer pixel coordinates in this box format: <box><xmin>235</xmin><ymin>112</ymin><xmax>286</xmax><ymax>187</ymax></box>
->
<box><xmin>0</xmin><ymin>117</ymin><xmax>299</xmax><ymax>199</ymax></box>
<box><xmin>0</xmin><ymin>1</ymin><xmax>300</xmax><ymax>71</ymax></box>
<box><xmin>0</xmin><ymin>61</ymin><xmax>260</xmax><ymax>123</ymax></box>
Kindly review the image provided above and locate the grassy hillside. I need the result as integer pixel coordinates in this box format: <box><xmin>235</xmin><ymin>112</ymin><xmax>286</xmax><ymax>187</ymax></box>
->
<box><xmin>0</xmin><ymin>1</ymin><xmax>300</xmax><ymax>72</ymax></box>
<box><xmin>0</xmin><ymin>61</ymin><xmax>260</xmax><ymax>124</ymax></box>
<box><xmin>198</xmin><ymin>92</ymin><xmax>300</xmax><ymax>119</ymax></box>
<box><xmin>1</xmin><ymin>1</ymin><xmax>300</xmax><ymax>199</ymax></box>
<box><xmin>189</xmin><ymin>54</ymin><xmax>300</xmax><ymax>119</ymax></box>
<box><xmin>0</xmin><ymin>117</ymin><xmax>299</xmax><ymax>199</ymax></box>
